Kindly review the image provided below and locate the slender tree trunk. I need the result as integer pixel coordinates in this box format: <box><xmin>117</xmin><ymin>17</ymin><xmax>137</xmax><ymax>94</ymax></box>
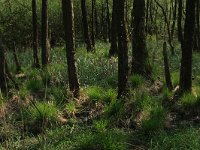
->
<box><xmin>12</xmin><ymin>43</ymin><xmax>21</xmax><ymax>73</ymax></box>
<box><xmin>81</xmin><ymin>0</ymin><xmax>93</xmax><ymax>52</ymax></box>
<box><xmin>155</xmin><ymin>0</ymin><xmax>175</xmax><ymax>55</ymax></box>
<box><xmin>41</xmin><ymin>0</ymin><xmax>50</xmax><ymax>67</ymax></box>
<box><xmin>194</xmin><ymin>0</ymin><xmax>200</xmax><ymax>51</ymax></box>
<box><xmin>132</xmin><ymin>0</ymin><xmax>151</xmax><ymax>76</ymax></box>
<box><xmin>95</xmin><ymin>4</ymin><xmax>99</xmax><ymax>38</ymax></box>
<box><xmin>32</xmin><ymin>0</ymin><xmax>40</xmax><ymax>68</ymax></box>
<box><xmin>171</xmin><ymin>0</ymin><xmax>178</xmax><ymax>39</ymax></box>
<box><xmin>62</xmin><ymin>0</ymin><xmax>80</xmax><ymax>98</ymax></box>
<box><xmin>163</xmin><ymin>41</ymin><xmax>173</xmax><ymax>90</ymax></box>
<box><xmin>106</xmin><ymin>0</ymin><xmax>111</xmax><ymax>41</ymax></box>
<box><xmin>0</xmin><ymin>37</ymin><xmax>7</xmax><ymax>91</ymax></box>
<box><xmin>91</xmin><ymin>0</ymin><xmax>95</xmax><ymax>48</ymax></box>
<box><xmin>179</xmin><ymin>0</ymin><xmax>196</xmax><ymax>93</ymax></box>
<box><xmin>197</xmin><ymin>0</ymin><xmax>200</xmax><ymax>51</ymax></box>
<box><xmin>178</xmin><ymin>0</ymin><xmax>183</xmax><ymax>43</ymax></box>
<box><xmin>109</xmin><ymin>0</ymin><xmax>118</xmax><ymax>56</ymax></box>
<box><xmin>117</xmin><ymin>0</ymin><xmax>129</xmax><ymax>98</ymax></box>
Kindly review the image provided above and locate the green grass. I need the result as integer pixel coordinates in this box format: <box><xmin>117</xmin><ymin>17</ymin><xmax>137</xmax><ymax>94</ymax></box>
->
<box><xmin>130</xmin><ymin>74</ymin><xmax>145</xmax><ymax>88</ymax></box>
<box><xmin>2</xmin><ymin>41</ymin><xmax>200</xmax><ymax>149</ymax></box>
<box><xmin>150</xmin><ymin>127</ymin><xmax>200</xmax><ymax>150</ymax></box>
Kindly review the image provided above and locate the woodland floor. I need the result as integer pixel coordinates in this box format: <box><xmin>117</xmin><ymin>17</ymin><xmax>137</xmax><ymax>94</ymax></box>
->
<box><xmin>1</xmin><ymin>37</ymin><xmax>200</xmax><ymax>149</ymax></box>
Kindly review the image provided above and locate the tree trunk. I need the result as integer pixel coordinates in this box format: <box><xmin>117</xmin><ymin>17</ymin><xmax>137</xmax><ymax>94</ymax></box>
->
<box><xmin>179</xmin><ymin>0</ymin><xmax>196</xmax><ymax>93</ymax></box>
<box><xmin>91</xmin><ymin>0</ymin><xmax>95</xmax><ymax>48</ymax></box>
<box><xmin>81</xmin><ymin>0</ymin><xmax>93</xmax><ymax>52</ymax></box>
<box><xmin>32</xmin><ymin>0</ymin><xmax>40</xmax><ymax>68</ymax></box>
<box><xmin>109</xmin><ymin>0</ymin><xmax>118</xmax><ymax>57</ymax></box>
<box><xmin>106</xmin><ymin>0</ymin><xmax>111</xmax><ymax>42</ymax></box>
<box><xmin>12</xmin><ymin>43</ymin><xmax>21</xmax><ymax>73</ymax></box>
<box><xmin>0</xmin><ymin>37</ymin><xmax>7</xmax><ymax>91</ymax></box>
<box><xmin>62</xmin><ymin>0</ymin><xmax>80</xmax><ymax>98</ymax></box>
<box><xmin>171</xmin><ymin>0</ymin><xmax>178</xmax><ymax>39</ymax></box>
<box><xmin>178</xmin><ymin>0</ymin><xmax>183</xmax><ymax>43</ymax></box>
<box><xmin>41</xmin><ymin>0</ymin><xmax>50</xmax><ymax>66</ymax></box>
<box><xmin>163</xmin><ymin>41</ymin><xmax>173</xmax><ymax>91</ymax></box>
<box><xmin>132</xmin><ymin>0</ymin><xmax>151</xmax><ymax>76</ymax></box>
<box><xmin>117</xmin><ymin>0</ymin><xmax>129</xmax><ymax>98</ymax></box>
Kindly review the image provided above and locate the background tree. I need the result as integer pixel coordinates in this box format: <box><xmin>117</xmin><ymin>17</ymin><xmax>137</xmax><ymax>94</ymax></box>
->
<box><xmin>109</xmin><ymin>0</ymin><xmax>118</xmax><ymax>56</ymax></box>
<box><xmin>62</xmin><ymin>0</ymin><xmax>80</xmax><ymax>98</ymax></box>
<box><xmin>32</xmin><ymin>0</ymin><xmax>40</xmax><ymax>68</ymax></box>
<box><xmin>81</xmin><ymin>0</ymin><xmax>93</xmax><ymax>52</ymax></box>
<box><xmin>179</xmin><ymin>0</ymin><xmax>196</xmax><ymax>93</ymax></box>
<box><xmin>0</xmin><ymin>36</ymin><xmax>7</xmax><ymax>91</ymax></box>
<box><xmin>117</xmin><ymin>0</ymin><xmax>129</xmax><ymax>98</ymax></box>
<box><xmin>132</xmin><ymin>0</ymin><xmax>151</xmax><ymax>76</ymax></box>
<box><xmin>41</xmin><ymin>0</ymin><xmax>50</xmax><ymax>66</ymax></box>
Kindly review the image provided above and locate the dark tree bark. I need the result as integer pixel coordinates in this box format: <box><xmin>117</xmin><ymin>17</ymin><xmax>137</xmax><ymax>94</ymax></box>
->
<box><xmin>197</xmin><ymin>0</ymin><xmax>200</xmax><ymax>51</ymax></box>
<box><xmin>81</xmin><ymin>0</ymin><xmax>93</xmax><ymax>52</ymax></box>
<box><xmin>194</xmin><ymin>0</ymin><xmax>200</xmax><ymax>51</ymax></box>
<box><xmin>178</xmin><ymin>0</ymin><xmax>183</xmax><ymax>43</ymax></box>
<box><xmin>117</xmin><ymin>0</ymin><xmax>129</xmax><ymax>98</ymax></box>
<box><xmin>163</xmin><ymin>41</ymin><xmax>173</xmax><ymax>91</ymax></box>
<box><xmin>132</xmin><ymin>0</ymin><xmax>151</xmax><ymax>76</ymax></box>
<box><xmin>0</xmin><ymin>37</ymin><xmax>7</xmax><ymax>91</ymax></box>
<box><xmin>179</xmin><ymin>0</ymin><xmax>196</xmax><ymax>93</ymax></box>
<box><xmin>41</xmin><ymin>0</ymin><xmax>50</xmax><ymax>66</ymax></box>
<box><xmin>94</xmin><ymin>3</ymin><xmax>99</xmax><ymax>38</ymax></box>
<box><xmin>32</xmin><ymin>0</ymin><xmax>40</xmax><ymax>68</ymax></box>
<box><xmin>109</xmin><ymin>0</ymin><xmax>118</xmax><ymax>57</ymax></box>
<box><xmin>62</xmin><ymin>0</ymin><xmax>80</xmax><ymax>98</ymax></box>
<box><xmin>91</xmin><ymin>0</ymin><xmax>95</xmax><ymax>48</ymax></box>
<box><xmin>106</xmin><ymin>0</ymin><xmax>111</xmax><ymax>41</ymax></box>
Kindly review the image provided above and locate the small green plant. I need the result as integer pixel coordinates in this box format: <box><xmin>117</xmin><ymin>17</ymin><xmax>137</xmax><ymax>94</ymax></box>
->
<box><xmin>104</xmin><ymin>100</ymin><xmax>124</xmax><ymax>117</ymax></box>
<box><xmin>86</xmin><ymin>86</ymin><xmax>102</xmax><ymax>102</ymax></box>
<box><xmin>26</xmin><ymin>78</ymin><xmax>43</xmax><ymax>92</ymax></box>
<box><xmin>142</xmin><ymin>106</ymin><xmax>167</xmax><ymax>132</ymax></box>
<box><xmin>23</xmin><ymin>102</ymin><xmax>59</xmax><ymax>132</ymax></box>
<box><xmin>171</xmin><ymin>72</ymin><xmax>180</xmax><ymax>87</ymax></box>
<box><xmin>162</xmin><ymin>87</ymin><xmax>173</xmax><ymax>99</ymax></box>
<box><xmin>48</xmin><ymin>87</ymin><xmax>66</xmax><ymax>106</ymax></box>
<box><xmin>130</xmin><ymin>74</ymin><xmax>145</xmax><ymax>88</ymax></box>
<box><xmin>180</xmin><ymin>93</ymin><xmax>199</xmax><ymax>107</ymax></box>
<box><xmin>102</xmin><ymin>89</ymin><xmax>117</xmax><ymax>103</ymax></box>
<box><xmin>93</xmin><ymin>119</ymin><xmax>108</xmax><ymax>132</ymax></box>
<box><xmin>65</xmin><ymin>101</ymin><xmax>77</xmax><ymax>115</ymax></box>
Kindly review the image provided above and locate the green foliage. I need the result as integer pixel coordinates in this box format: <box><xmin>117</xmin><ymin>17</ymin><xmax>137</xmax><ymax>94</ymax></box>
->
<box><xmin>104</xmin><ymin>100</ymin><xmax>124</xmax><ymax>117</ymax></box>
<box><xmin>180</xmin><ymin>93</ymin><xmax>200</xmax><ymax>108</ymax></box>
<box><xmin>103</xmin><ymin>89</ymin><xmax>117</xmax><ymax>103</ymax></box>
<box><xmin>77</xmin><ymin>129</ymin><xmax>128</xmax><ymax>150</ymax></box>
<box><xmin>150</xmin><ymin>127</ymin><xmax>200</xmax><ymax>150</ymax></box>
<box><xmin>142</xmin><ymin>106</ymin><xmax>167</xmax><ymax>132</ymax></box>
<box><xmin>23</xmin><ymin>102</ymin><xmax>59</xmax><ymax>131</ymax></box>
<box><xmin>65</xmin><ymin>101</ymin><xmax>77</xmax><ymax>115</ymax></box>
<box><xmin>86</xmin><ymin>86</ymin><xmax>117</xmax><ymax>103</ymax></box>
<box><xmin>47</xmin><ymin>87</ymin><xmax>66</xmax><ymax>106</ymax></box>
<box><xmin>130</xmin><ymin>74</ymin><xmax>145</xmax><ymax>88</ymax></box>
<box><xmin>171</xmin><ymin>72</ymin><xmax>180</xmax><ymax>87</ymax></box>
<box><xmin>86</xmin><ymin>86</ymin><xmax>102</xmax><ymax>102</ymax></box>
<box><xmin>162</xmin><ymin>87</ymin><xmax>173</xmax><ymax>99</ymax></box>
<box><xmin>93</xmin><ymin>119</ymin><xmax>108</xmax><ymax>132</ymax></box>
<box><xmin>26</xmin><ymin>78</ymin><xmax>43</xmax><ymax>92</ymax></box>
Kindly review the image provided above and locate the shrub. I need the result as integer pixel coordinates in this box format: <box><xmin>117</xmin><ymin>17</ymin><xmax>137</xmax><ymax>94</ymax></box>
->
<box><xmin>23</xmin><ymin>102</ymin><xmax>59</xmax><ymax>133</ymax></box>
<box><xmin>130</xmin><ymin>74</ymin><xmax>145</xmax><ymax>88</ymax></box>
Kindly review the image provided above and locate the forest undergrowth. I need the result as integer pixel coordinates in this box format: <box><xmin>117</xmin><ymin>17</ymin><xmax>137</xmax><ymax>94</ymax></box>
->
<box><xmin>1</xmin><ymin>38</ymin><xmax>200</xmax><ymax>149</ymax></box>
